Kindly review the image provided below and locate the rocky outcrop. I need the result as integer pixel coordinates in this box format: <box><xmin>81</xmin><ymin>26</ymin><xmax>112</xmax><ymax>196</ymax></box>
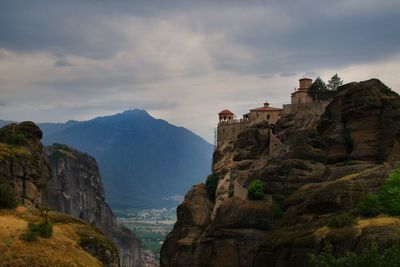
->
<box><xmin>0</xmin><ymin>121</ymin><xmax>51</xmax><ymax>206</ymax></box>
<box><xmin>46</xmin><ymin>144</ymin><xmax>143</xmax><ymax>267</ymax></box>
<box><xmin>161</xmin><ymin>79</ymin><xmax>400</xmax><ymax>267</ymax></box>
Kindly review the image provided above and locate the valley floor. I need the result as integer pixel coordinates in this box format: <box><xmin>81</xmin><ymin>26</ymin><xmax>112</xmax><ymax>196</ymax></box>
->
<box><xmin>115</xmin><ymin>208</ymin><xmax>176</xmax><ymax>267</ymax></box>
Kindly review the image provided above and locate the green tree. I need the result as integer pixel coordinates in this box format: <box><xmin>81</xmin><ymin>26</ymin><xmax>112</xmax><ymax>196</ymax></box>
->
<box><xmin>308</xmin><ymin>77</ymin><xmax>329</xmax><ymax>100</ymax></box>
<box><xmin>205</xmin><ymin>174</ymin><xmax>218</xmax><ymax>202</ymax></box>
<box><xmin>247</xmin><ymin>179</ymin><xmax>264</xmax><ymax>200</ymax></box>
<box><xmin>327</xmin><ymin>73</ymin><xmax>343</xmax><ymax>91</ymax></box>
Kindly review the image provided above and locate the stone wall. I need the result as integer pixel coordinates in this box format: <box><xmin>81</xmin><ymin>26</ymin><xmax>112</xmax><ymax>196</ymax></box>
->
<box><xmin>248</xmin><ymin>111</ymin><xmax>281</xmax><ymax>125</ymax></box>
<box><xmin>283</xmin><ymin>100</ymin><xmax>329</xmax><ymax>116</ymax></box>
<box><xmin>233</xmin><ymin>179</ymin><xmax>247</xmax><ymax>200</ymax></box>
<box><xmin>291</xmin><ymin>91</ymin><xmax>314</xmax><ymax>105</ymax></box>
<box><xmin>269</xmin><ymin>131</ymin><xmax>288</xmax><ymax>158</ymax></box>
<box><xmin>217</xmin><ymin>120</ymin><xmax>249</xmax><ymax>145</ymax></box>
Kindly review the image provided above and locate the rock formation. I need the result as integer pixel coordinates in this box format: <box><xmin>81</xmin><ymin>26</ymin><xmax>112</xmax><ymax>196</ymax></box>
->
<box><xmin>161</xmin><ymin>79</ymin><xmax>400</xmax><ymax>267</ymax></box>
<box><xmin>0</xmin><ymin>122</ymin><xmax>120</xmax><ymax>266</ymax></box>
<box><xmin>0</xmin><ymin>121</ymin><xmax>51</xmax><ymax>206</ymax></box>
<box><xmin>46</xmin><ymin>143</ymin><xmax>143</xmax><ymax>267</ymax></box>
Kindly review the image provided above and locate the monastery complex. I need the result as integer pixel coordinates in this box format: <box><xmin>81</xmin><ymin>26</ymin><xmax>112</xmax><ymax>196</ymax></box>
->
<box><xmin>217</xmin><ymin>78</ymin><xmax>329</xmax><ymax>146</ymax></box>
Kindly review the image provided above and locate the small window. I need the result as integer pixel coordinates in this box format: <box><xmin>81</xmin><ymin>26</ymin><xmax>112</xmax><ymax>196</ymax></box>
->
<box><xmin>267</xmin><ymin>114</ymin><xmax>270</xmax><ymax>120</ymax></box>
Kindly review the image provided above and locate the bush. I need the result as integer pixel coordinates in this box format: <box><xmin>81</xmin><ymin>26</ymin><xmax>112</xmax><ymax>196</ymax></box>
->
<box><xmin>357</xmin><ymin>193</ymin><xmax>381</xmax><ymax>217</ymax></box>
<box><xmin>355</xmin><ymin>167</ymin><xmax>400</xmax><ymax>217</ymax></box>
<box><xmin>0</xmin><ymin>183</ymin><xmax>18</xmax><ymax>209</ymax></box>
<box><xmin>20</xmin><ymin>222</ymin><xmax>53</xmax><ymax>242</ymax></box>
<box><xmin>309</xmin><ymin>242</ymin><xmax>400</xmax><ymax>267</ymax></box>
<box><xmin>327</xmin><ymin>214</ymin><xmax>356</xmax><ymax>228</ymax></box>
<box><xmin>205</xmin><ymin>174</ymin><xmax>218</xmax><ymax>202</ymax></box>
<box><xmin>378</xmin><ymin>169</ymin><xmax>400</xmax><ymax>214</ymax></box>
<box><xmin>378</xmin><ymin>168</ymin><xmax>400</xmax><ymax>216</ymax></box>
<box><xmin>5</xmin><ymin>133</ymin><xmax>28</xmax><ymax>146</ymax></box>
<box><xmin>247</xmin><ymin>179</ymin><xmax>264</xmax><ymax>200</ymax></box>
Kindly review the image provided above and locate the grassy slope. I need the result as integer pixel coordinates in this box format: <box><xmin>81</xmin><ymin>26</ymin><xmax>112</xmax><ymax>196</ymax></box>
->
<box><xmin>0</xmin><ymin>206</ymin><xmax>117</xmax><ymax>267</ymax></box>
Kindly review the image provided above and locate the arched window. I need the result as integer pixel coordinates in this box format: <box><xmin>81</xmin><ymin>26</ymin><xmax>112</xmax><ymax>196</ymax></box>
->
<box><xmin>267</xmin><ymin>114</ymin><xmax>271</xmax><ymax>120</ymax></box>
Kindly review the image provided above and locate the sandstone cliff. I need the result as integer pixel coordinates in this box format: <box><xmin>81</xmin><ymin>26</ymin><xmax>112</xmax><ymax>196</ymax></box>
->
<box><xmin>0</xmin><ymin>122</ymin><xmax>120</xmax><ymax>266</ymax></box>
<box><xmin>161</xmin><ymin>79</ymin><xmax>400</xmax><ymax>267</ymax></box>
<box><xmin>0</xmin><ymin>121</ymin><xmax>51</xmax><ymax>206</ymax></box>
<box><xmin>46</xmin><ymin>143</ymin><xmax>144</xmax><ymax>267</ymax></box>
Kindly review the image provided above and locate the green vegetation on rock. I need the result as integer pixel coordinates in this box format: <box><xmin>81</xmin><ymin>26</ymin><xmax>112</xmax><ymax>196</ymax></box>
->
<box><xmin>309</xmin><ymin>242</ymin><xmax>400</xmax><ymax>267</ymax></box>
<box><xmin>308</xmin><ymin>74</ymin><xmax>344</xmax><ymax>100</ymax></box>
<box><xmin>379</xmin><ymin>168</ymin><xmax>400</xmax><ymax>216</ymax></box>
<box><xmin>247</xmin><ymin>179</ymin><xmax>265</xmax><ymax>200</ymax></box>
<box><xmin>20</xmin><ymin>222</ymin><xmax>53</xmax><ymax>242</ymax></box>
<box><xmin>357</xmin><ymin>193</ymin><xmax>381</xmax><ymax>217</ymax></box>
<box><xmin>327</xmin><ymin>73</ymin><xmax>344</xmax><ymax>91</ymax></box>
<box><xmin>357</xmin><ymin>167</ymin><xmax>400</xmax><ymax>217</ymax></box>
<box><xmin>308</xmin><ymin>77</ymin><xmax>330</xmax><ymax>100</ymax></box>
<box><xmin>0</xmin><ymin>183</ymin><xmax>18</xmax><ymax>209</ymax></box>
<box><xmin>5</xmin><ymin>133</ymin><xmax>28</xmax><ymax>147</ymax></box>
<box><xmin>327</xmin><ymin>214</ymin><xmax>356</xmax><ymax>228</ymax></box>
<box><xmin>205</xmin><ymin>174</ymin><xmax>218</xmax><ymax>202</ymax></box>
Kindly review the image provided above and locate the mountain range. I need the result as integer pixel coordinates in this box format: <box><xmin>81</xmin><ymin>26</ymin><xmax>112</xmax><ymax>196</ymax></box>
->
<box><xmin>1</xmin><ymin>110</ymin><xmax>213</xmax><ymax>208</ymax></box>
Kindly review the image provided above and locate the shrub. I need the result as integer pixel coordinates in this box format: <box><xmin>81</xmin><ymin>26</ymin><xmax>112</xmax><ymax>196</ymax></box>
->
<box><xmin>309</xmin><ymin>242</ymin><xmax>400</xmax><ymax>267</ymax></box>
<box><xmin>20</xmin><ymin>222</ymin><xmax>53</xmax><ymax>242</ymax></box>
<box><xmin>0</xmin><ymin>183</ymin><xmax>18</xmax><ymax>209</ymax></box>
<box><xmin>205</xmin><ymin>174</ymin><xmax>218</xmax><ymax>202</ymax></box>
<box><xmin>247</xmin><ymin>179</ymin><xmax>265</xmax><ymax>200</ymax></box>
<box><xmin>5</xmin><ymin>133</ymin><xmax>28</xmax><ymax>146</ymax></box>
<box><xmin>327</xmin><ymin>214</ymin><xmax>356</xmax><ymax>228</ymax></box>
<box><xmin>357</xmin><ymin>193</ymin><xmax>381</xmax><ymax>217</ymax></box>
<box><xmin>379</xmin><ymin>169</ymin><xmax>400</xmax><ymax>216</ymax></box>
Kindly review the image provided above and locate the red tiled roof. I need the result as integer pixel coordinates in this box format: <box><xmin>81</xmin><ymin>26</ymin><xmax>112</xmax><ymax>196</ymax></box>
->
<box><xmin>250</xmin><ymin>107</ymin><xmax>282</xmax><ymax>112</ymax></box>
<box><xmin>218</xmin><ymin>109</ymin><xmax>234</xmax><ymax>115</ymax></box>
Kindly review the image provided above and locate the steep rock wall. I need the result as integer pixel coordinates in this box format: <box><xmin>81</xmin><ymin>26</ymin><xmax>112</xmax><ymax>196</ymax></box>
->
<box><xmin>0</xmin><ymin>121</ymin><xmax>51</xmax><ymax>206</ymax></box>
<box><xmin>161</xmin><ymin>79</ymin><xmax>400</xmax><ymax>267</ymax></box>
<box><xmin>46</xmin><ymin>144</ymin><xmax>143</xmax><ymax>267</ymax></box>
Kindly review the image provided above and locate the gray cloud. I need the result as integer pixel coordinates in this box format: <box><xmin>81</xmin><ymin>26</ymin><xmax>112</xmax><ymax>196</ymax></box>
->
<box><xmin>54</xmin><ymin>58</ymin><xmax>73</xmax><ymax>68</ymax></box>
<box><xmin>0</xmin><ymin>0</ymin><xmax>400</xmax><ymax>141</ymax></box>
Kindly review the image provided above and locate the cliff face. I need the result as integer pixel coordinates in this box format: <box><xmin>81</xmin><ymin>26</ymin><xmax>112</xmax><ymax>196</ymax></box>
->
<box><xmin>0</xmin><ymin>121</ymin><xmax>51</xmax><ymax>206</ymax></box>
<box><xmin>161</xmin><ymin>79</ymin><xmax>400</xmax><ymax>267</ymax></box>
<box><xmin>46</xmin><ymin>144</ymin><xmax>143</xmax><ymax>267</ymax></box>
<box><xmin>0</xmin><ymin>122</ymin><xmax>120</xmax><ymax>267</ymax></box>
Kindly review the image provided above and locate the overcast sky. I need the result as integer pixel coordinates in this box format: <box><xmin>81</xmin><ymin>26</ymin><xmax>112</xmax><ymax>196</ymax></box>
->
<box><xmin>1</xmin><ymin>0</ymin><xmax>400</xmax><ymax>142</ymax></box>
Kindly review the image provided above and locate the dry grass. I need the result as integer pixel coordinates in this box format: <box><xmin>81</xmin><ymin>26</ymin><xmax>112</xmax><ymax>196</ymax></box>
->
<box><xmin>0</xmin><ymin>207</ymin><xmax>103</xmax><ymax>267</ymax></box>
<box><xmin>356</xmin><ymin>216</ymin><xmax>400</xmax><ymax>228</ymax></box>
<box><xmin>0</xmin><ymin>143</ymin><xmax>31</xmax><ymax>160</ymax></box>
<box><xmin>337</xmin><ymin>166</ymin><xmax>381</xmax><ymax>182</ymax></box>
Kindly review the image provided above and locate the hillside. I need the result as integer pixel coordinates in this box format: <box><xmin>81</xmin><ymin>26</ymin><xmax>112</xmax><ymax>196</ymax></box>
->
<box><xmin>0</xmin><ymin>207</ymin><xmax>119</xmax><ymax>267</ymax></box>
<box><xmin>161</xmin><ymin>79</ymin><xmax>400</xmax><ymax>267</ymax></box>
<box><xmin>41</xmin><ymin>109</ymin><xmax>213</xmax><ymax>208</ymax></box>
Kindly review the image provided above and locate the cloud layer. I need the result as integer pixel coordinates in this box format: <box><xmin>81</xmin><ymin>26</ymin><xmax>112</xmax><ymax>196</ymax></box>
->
<box><xmin>1</xmin><ymin>0</ymin><xmax>400</xmax><ymax>141</ymax></box>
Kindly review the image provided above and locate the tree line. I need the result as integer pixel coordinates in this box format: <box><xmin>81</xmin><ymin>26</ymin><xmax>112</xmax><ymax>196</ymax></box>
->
<box><xmin>308</xmin><ymin>73</ymin><xmax>343</xmax><ymax>100</ymax></box>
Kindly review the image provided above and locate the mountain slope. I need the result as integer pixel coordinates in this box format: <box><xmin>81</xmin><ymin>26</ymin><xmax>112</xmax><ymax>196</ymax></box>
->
<box><xmin>42</xmin><ymin>109</ymin><xmax>213</xmax><ymax>208</ymax></box>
